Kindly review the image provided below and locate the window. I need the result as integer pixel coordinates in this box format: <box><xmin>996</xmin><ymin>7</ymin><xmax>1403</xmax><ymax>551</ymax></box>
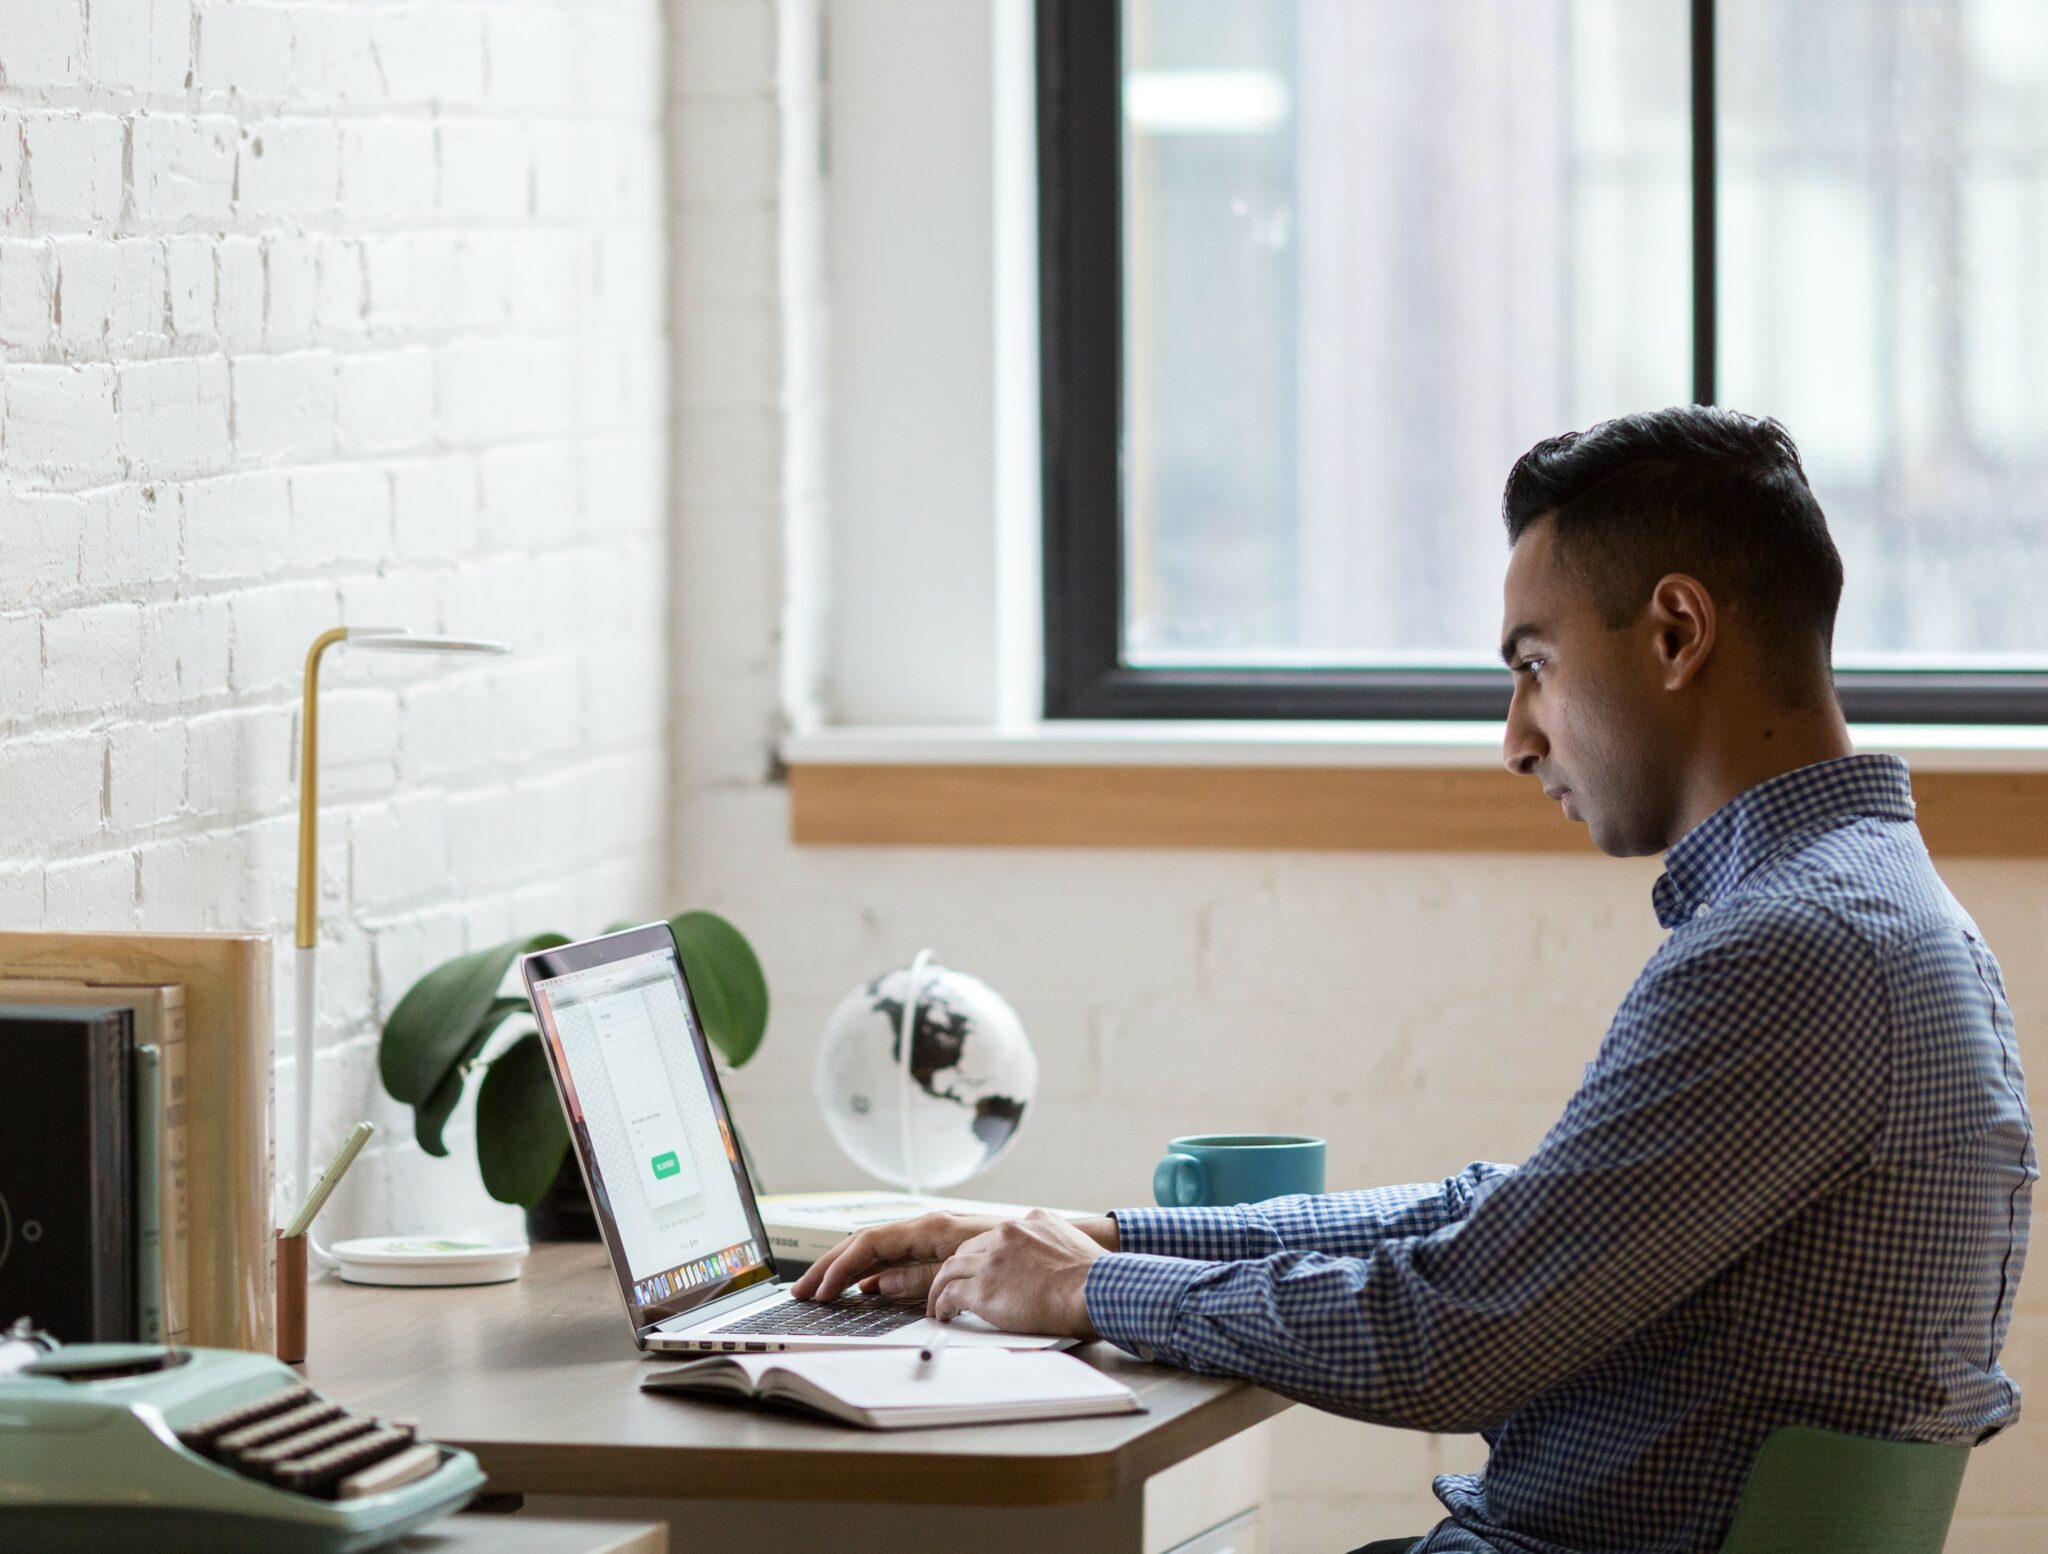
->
<box><xmin>1039</xmin><ymin>0</ymin><xmax>2048</xmax><ymax>721</ymax></box>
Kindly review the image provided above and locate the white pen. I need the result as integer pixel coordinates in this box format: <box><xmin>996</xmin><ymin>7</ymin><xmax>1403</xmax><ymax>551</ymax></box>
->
<box><xmin>917</xmin><ymin>1327</ymin><xmax>949</xmax><ymax>1373</ymax></box>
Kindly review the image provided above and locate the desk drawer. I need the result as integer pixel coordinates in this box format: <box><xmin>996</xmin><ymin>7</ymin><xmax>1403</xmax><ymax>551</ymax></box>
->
<box><xmin>1145</xmin><ymin>1420</ymin><xmax>1270</xmax><ymax>1554</ymax></box>
<box><xmin>1160</xmin><ymin>1508</ymin><xmax>1259</xmax><ymax>1554</ymax></box>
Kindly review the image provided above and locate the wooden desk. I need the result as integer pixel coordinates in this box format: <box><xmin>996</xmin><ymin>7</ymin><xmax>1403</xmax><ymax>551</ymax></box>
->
<box><xmin>307</xmin><ymin>1244</ymin><xmax>1288</xmax><ymax>1554</ymax></box>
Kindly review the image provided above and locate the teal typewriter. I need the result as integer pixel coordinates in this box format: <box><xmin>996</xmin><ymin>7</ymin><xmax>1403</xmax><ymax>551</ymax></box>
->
<box><xmin>0</xmin><ymin>1318</ymin><xmax>485</xmax><ymax>1553</ymax></box>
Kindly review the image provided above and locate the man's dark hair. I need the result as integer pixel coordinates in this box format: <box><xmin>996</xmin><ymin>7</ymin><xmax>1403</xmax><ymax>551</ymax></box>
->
<box><xmin>1502</xmin><ymin>406</ymin><xmax>1844</xmax><ymax>703</ymax></box>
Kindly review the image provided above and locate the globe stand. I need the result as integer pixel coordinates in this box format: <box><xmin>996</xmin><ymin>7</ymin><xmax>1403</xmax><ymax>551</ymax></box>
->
<box><xmin>896</xmin><ymin>948</ymin><xmax>936</xmax><ymax>1195</ymax></box>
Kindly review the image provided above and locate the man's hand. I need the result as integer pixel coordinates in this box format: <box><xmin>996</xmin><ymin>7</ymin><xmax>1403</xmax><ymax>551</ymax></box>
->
<box><xmin>791</xmin><ymin>1213</ymin><xmax>1004</xmax><ymax>1303</ymax></box>
<box><xmin>791</xmin><ymin>1211</ymin><xmax>1122</xmax><ymax>1305</ymax></box>
<box><xmin>926</xmin><ymin>1210</ymin><xmax>1107</xmax><ymax>1339</ymax></box>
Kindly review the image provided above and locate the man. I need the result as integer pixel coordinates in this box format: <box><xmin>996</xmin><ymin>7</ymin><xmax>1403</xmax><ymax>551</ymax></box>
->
<box><xmin>794</xmin><ymin>408</ymin><xmax>2036</xmax><ymax>1554</ymax></box>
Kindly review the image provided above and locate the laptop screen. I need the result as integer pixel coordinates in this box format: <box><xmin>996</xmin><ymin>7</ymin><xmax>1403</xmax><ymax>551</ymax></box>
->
<box><xmin>525</xmin><ymin>931</ymin><xmax>776</xmax><ymax>1330</ymax></box>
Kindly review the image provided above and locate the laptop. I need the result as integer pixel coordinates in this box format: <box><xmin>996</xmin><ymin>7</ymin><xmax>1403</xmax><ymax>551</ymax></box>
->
<box><xmin>519</xmin><ymin>923</ymin><xmax>1072</xmax><ymax>1355</ymax></box>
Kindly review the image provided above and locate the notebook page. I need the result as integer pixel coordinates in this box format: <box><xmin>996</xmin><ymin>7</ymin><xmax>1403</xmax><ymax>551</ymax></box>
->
<box><xmin>754</xmin><ymin>1347</ymin><xmax>1136</xmax><ymax>1412</ymax></box>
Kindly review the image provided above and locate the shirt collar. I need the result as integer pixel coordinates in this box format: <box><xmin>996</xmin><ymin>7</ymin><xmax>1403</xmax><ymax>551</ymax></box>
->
<box><xmin>1652</xmin><ymin>753</ymin><xmax>1916</xmax><ymax>929</ymax></box>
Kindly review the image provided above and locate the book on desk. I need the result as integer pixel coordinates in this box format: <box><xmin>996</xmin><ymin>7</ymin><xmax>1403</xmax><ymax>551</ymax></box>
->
<box><xmin>641</xmin><ymin>1345</ymin><xmax>1143</xmax><ymax>1430</ymax></box>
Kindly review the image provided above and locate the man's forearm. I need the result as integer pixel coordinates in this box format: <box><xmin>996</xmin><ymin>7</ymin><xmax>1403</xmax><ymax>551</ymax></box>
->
<box><xmin>1080</xmin><ymin>1214</ymin><xmax>1121</xmax><ymax>1251</ymax></box>
<box><xmin>1098</xmin><ymin>1168</ymin><xmax>1516</xmax><ymax>1266</ymax></box>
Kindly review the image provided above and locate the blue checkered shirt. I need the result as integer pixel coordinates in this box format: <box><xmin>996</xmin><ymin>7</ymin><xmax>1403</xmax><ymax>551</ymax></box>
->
<box><xmin>1085</xmin><ymin>755</ymin><xmax>2034</xmax><ymax>1554</ymax></box>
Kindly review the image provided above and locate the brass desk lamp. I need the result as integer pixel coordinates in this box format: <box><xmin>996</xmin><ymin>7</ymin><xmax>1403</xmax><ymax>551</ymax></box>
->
<box><xmin>293</xmin><ymin>627</ymin><xmax>508</xmax><ymax>1267</ymax></box>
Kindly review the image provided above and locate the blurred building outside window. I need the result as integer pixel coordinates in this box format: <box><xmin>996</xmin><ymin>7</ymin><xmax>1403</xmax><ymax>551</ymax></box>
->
<box><xmin>1119</xmin><ymin>0</ymin><xmax>2048</xmax><ymax>685</ymax></box>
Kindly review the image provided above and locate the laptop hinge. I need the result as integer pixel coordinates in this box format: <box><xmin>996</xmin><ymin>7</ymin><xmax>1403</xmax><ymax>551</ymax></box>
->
<box><xmin>652</xmin><ymin>1279</ymin><xmax>779</xmax><ymax>1333</ymax></box>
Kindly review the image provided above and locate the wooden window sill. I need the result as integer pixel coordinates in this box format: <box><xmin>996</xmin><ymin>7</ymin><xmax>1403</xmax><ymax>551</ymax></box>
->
<box><xmin>783</xmin><ymin>727</ymin><xmax>2048</xmax><ymax>856</ymax></box>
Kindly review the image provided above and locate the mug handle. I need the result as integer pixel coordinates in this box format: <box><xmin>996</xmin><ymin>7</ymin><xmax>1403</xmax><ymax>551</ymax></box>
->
<box><xmin>1153</xmin><ymin>1152</ymin><xmax>1205</xmax><ymax>1207</ymax></box>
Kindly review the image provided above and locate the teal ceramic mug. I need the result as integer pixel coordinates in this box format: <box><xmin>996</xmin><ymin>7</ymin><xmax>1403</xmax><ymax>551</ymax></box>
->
<box><xmin>1153</xmin><ymin>1134</ymin><xmax>1326</xmax><ymax>1207</ymax></box>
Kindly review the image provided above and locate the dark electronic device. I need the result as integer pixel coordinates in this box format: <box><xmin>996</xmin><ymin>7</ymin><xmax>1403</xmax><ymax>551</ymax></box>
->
<box><xmin>0</xmin><ymin>1004</ymin><xmax>134</xmax><ymax>1340</ymax></box>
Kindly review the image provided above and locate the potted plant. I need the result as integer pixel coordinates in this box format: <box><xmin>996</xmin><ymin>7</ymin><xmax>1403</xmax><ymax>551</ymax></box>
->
<box><xmin>379</xmin><ymin>912</ymin><xmax>768</xmax><ymax>1240</ymax></box>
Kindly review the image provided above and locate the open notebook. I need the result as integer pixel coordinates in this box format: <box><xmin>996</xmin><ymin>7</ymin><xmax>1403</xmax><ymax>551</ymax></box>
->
<box><xmin>640</xmin><ymin>1346</ymin><xmax>1143</xmax><ymax>1430</ymax></box>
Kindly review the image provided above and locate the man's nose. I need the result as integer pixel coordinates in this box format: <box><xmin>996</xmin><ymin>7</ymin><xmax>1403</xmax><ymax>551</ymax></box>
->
<box><xmin>1503</xmin><ymin>686</ymin><xmax>1546</xmax><ymax>776</ymax></box>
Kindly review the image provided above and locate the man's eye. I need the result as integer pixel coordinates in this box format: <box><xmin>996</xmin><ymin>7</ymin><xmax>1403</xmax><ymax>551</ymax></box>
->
<box><xmin>1516</xmin><ymin>658</ymin><xmax>1545</xmax><ymax>679</ymax></box>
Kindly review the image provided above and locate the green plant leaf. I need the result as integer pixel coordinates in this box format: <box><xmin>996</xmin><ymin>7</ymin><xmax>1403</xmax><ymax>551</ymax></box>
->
<box><xmin>412</xmin><ymin>996</ymin><xmax>530</xmax><ymax>1157</ymax></box>
<box><xmin>671</xmin><ymin>910</ymin><xmax>768</xmax><ymax>1068</ymax></box>
<box><xmin>475</xmin><ymin>1032</ymin><xmax>570</xmax><ymax>1207</ymax></box>
<box><xmin>380</xmin><ymin>932</ymin><xmax>569</xmax><ymax>1107</ymax></box>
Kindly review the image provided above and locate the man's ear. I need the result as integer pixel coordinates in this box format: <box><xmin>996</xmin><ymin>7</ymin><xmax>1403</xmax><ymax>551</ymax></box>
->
<box><xmin>1647</xmin><ymin>573</ymin><xmax>1715</xmax><ymax>690</ymax></box>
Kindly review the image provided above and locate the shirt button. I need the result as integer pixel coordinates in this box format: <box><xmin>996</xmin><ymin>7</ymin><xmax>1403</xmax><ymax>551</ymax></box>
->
<box><xmin>1693</xmin><ymin>903</ymin><xmax>1711</xmax><ymax>919</ymax></box>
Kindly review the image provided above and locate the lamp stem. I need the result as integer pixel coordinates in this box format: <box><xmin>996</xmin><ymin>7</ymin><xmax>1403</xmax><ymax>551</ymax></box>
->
<box><xmin>293</xmin><ymin>629</ymin><xmax>348</xmax><ymax>1263</ymax></box>
<box><xmin>297</xmin><ymin>628</ymin><xmax>346</xmax><ymax>953</ymax></box>
<box><xmin>289</xmin><ymin>624</ymin><xmax>493</xmax><ymax>1262</ymax></box>
<box><xmin>293</xmin><ymin>945</ymin><xmax>335</xmax><ymax>1267</ymax></box>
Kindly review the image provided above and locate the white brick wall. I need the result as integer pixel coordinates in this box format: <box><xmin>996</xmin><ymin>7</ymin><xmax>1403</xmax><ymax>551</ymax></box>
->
<box><xmin>0</xmin><ymin>0</ymin><xmax>670</xmax><ymax>1241</ymax></box>
<box><xmin>664</xmin><ymin>5</ymin><xmax>2048</xmax><ymax>1549</ymax></box>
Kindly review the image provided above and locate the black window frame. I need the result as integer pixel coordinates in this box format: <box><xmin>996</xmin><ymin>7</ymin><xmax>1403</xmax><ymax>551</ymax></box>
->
<box><xmin>1037</xmin><ymin>0</ymin><xmax>2048</xmax><ymax>724</ymax></box>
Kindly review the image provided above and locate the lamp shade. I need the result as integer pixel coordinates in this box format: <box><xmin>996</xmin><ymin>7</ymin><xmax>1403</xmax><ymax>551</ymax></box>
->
<box><xmin>344</xmin><ymin>634</ymin><xmax>509</xmax><ymax>654</ymax></box>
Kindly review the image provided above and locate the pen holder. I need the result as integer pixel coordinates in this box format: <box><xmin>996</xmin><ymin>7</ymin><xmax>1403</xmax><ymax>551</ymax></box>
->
<box><xmin>276</xmin><ymin>1231</ymin><xmax>308</xmax><ymax>1365</ymax></box>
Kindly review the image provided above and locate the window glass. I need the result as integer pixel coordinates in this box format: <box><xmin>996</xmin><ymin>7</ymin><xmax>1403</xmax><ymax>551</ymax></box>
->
<box><xmin>1718</xmin><ymin>0</ymin><xmax>2048</xmax><ymax>666</ymax></box>
<box><xmin>1120</xmin><ymin>0</ymin><xmax>2048</xmax><ymax>673</ymax></box>
<box><xmin>1122</xmin><ymin>1</ymin><xmax>1691</xmax><ymax>667</ymax></box>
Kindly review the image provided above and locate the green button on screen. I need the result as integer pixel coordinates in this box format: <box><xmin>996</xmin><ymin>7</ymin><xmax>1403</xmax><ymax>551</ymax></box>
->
<box><xmin>651</xmin><ymin>1152</ymin><xmax>681</xmax><ymax>1179</ymax></box>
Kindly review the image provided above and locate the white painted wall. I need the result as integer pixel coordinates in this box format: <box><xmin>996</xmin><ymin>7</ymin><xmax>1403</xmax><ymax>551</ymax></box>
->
<box><xmin>820</xmin><ymin>0</ymin><xmax>1041</xmax><ymax>727</ymax></box>
<box><xmin>0</xmin><ymin>0</ymin><xmax>672</xmax><ymax>1241</ymax></box>
<box><xmin>673</xmin><ymin>5</ymin><xmax>2048</xmax><ymax>1548</ymax></box>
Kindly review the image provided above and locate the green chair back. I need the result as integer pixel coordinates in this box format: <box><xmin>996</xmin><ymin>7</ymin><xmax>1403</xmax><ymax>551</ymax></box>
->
<box><xmin>1717</xmin><ymin>1425</ymin><xmax>1970</xmax><ymax>1554</ymax></box>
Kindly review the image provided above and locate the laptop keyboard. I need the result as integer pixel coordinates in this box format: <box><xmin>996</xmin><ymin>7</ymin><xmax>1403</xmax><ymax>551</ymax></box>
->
<box><xmin>710</xmin><ymin>1296</ymin><xmax>928</xmax><ymax>1339</ymax></box>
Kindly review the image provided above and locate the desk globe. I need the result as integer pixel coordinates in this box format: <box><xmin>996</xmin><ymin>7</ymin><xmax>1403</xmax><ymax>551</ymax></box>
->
<box><xmin>814</xmin><ymin>953</ymin><xmax>1038</xmax><ymax>1191</ymax></box>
